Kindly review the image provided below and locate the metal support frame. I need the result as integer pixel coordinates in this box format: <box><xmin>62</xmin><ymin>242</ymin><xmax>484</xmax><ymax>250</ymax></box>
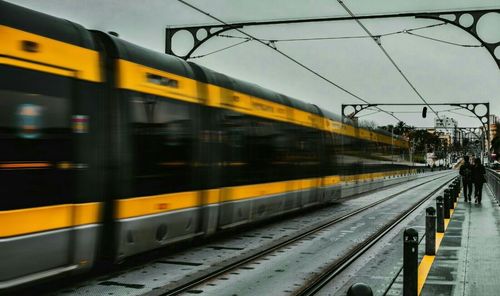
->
<box><xmin>165</xmin><ymin>24</ymin><xmax>243</xmax><ymax>60</ymax></box>
<box><xmin>457</xmin><ymin>127</ymin><xmax>486</xmax><ymax>157</ymax></box>
<box><xmin>341</xmin><ymin>102</ymin><xmax>490</xmax><ymax>151</ymax></box>
<box><xmin>167</xmin><ymin>7</ymin><xmax>498</xmax><ymax>153</ymax></box>
<box><xmin>416</xmin><ymin>11</ymin><xmax>500</xmax><ymax>68</ymax></box>
<box><xmin>166</xmin><ymin>9</ymin><xmax>500</xmax><ymax>67</ymax></box>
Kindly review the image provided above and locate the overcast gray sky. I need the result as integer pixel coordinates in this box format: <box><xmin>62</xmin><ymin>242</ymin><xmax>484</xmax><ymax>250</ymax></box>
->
<box><xmin>10</xmin><ymin>0</ymin><xmax>500</xmax><ymax>128</ymax></box>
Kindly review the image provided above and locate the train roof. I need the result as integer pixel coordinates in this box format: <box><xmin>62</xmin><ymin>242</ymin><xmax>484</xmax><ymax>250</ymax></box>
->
<box><xmin>0</xmin><ymin>0</ymin><xmax>406</xmax><ymax>142</ymax></box>
<box><xmin>188</xmin><ymin>62</ymin><xmax>322</xmax><ymax>115</ymax></box>
<box><xmin>98</xmin><ymin>32</ymin><xmax>196</xmax><ymax>79</ymax></box>
<box><xmin>99</xmin><ymin>34</ymin><xmax>322</xmax><ymax>115</ymax></box>
<box><xmin>82</xmin><ymin>32</ymin><xmax>403</xmax><ymax>137</ymax></box>
<box><xmin>321</xmin><ymin>109</ymin><xmax>344</xmax><ymax>122</ymax></box>
<box><xmin>0</xmin><ymin>0</ymin><xmax>96</xmax><ymax>50</ymax></box>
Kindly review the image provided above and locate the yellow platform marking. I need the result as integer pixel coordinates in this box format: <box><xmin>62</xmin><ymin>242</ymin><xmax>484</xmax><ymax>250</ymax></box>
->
<box><xmin>417</xmin><ymin>201</ymin><xmax>457</xmax><ymax>295</ymax></box>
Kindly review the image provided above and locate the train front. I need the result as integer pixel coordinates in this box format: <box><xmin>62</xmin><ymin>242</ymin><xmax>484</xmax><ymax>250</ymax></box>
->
<box><xmin>0</xmin><ymin>1</ymin><xmax>104</xmax><ymax>290</ymax></box>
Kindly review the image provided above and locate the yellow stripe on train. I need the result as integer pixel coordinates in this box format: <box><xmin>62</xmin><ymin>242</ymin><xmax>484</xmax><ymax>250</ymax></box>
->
<box><xmin>0</xmin><ymin>202</ymin><xmax>101</xmax><ymax>238</ymax></box>
<box><xmin>0</xmin><ymin>169</ymin><xmax>415</xmax><ymax>237</ymax></box>
<box><xmin>0</xmin><ymin>25</ymin><xmax>102</xmax><ymax>82</ymax></box>
<box><xmin>116</xmin><ymin>58</ymin><xmax>408</xmax><ymax>149</ymax></box>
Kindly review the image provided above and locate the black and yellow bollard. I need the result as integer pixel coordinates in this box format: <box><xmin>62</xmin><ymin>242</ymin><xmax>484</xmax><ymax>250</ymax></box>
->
<box><xmin>452</xmin><ymin>181</ymin><xmax>459</xmax><ymax>203</ymax></box>
<box><xmin>346</xmin><ymin>283</ymin><xmax>373</xmax><ymax>296</ymax></box>
<box><xmin>443</xmin><ymin>191</ymin><xmax>451</xmax><ymax>219</ymax></box>
<box><xmin>404</xmin><ymin>228</ymin><xmax>418</xmax><ymax>296</ymax></box>
<box><xmin>436</xmin><ymin>196</ymin><xmax>445</xmax><ymax>233</ymax></box>
<box><xmin>425</xmin><ymin>207</ymin><xmax>436</xmax><ymax>255</ymax></box>
<box><xmin>445</xmin><ymin>189</ymin><xmax>454</xmax><ymax>210</ymax></box>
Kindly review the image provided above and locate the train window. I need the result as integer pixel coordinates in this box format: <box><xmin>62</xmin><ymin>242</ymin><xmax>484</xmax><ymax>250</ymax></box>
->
<box><xmin>290</xmin><ymin>125</ymin><xmax>322</xmax><ymax>179</ymax></box>
<box><xmin>220</xmin><ymin>110</ymin><xmax>251</xmax><ymax>186</ymax></box>
<box><xmin>250</xmin><ymin>118</ymin><xmax>293</xmax><ymax>183</ymax></box>
<box><xmin>0</xmin><ymin>89</ymin><xmax>74</xmax><ymax>210</ymax></box>
<box><xmin>224</xmin><ymin>111</ymin><xmax>301</xmax><ymax>185</ymax></box>
<box><xmin>129</xmin><ymin>95</ymin><xmax>193</xmax><ymax>196</ymax></box>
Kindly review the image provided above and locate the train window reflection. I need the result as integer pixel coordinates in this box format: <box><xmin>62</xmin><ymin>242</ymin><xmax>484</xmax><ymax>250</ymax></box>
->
<box><xmin>129</xmin><ymin>95</ymin><xmax>193</xmax><ymax>196</ymax></box>
<box><xmin>0</xmin><ymin>90</ymin><xmax>73</xmax><ymax>210</ymax></box>
<box><xmin>0</xmin><ymin>91</ymin><xmax>70</xmax><ymax>137</ymax></box>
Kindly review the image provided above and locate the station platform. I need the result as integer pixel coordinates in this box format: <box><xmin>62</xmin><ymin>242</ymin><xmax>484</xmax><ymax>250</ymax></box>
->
<box><xmin>420</xmin><ymin>185</ymin><xmax>500</xmax><ymax>295</ymax></box>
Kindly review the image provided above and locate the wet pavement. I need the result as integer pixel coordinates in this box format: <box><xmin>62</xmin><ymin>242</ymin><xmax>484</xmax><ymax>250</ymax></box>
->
<box><xmin>421</xmin><ymin>185</ymin><xmax>500</xmax><ymax>296</ymax></box>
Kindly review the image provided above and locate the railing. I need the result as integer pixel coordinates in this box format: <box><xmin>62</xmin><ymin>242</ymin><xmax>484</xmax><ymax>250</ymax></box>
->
<box><xmin>486</xmin><ymin>168</ymin><xmax>500</xmax><ymax>202</ymax></box>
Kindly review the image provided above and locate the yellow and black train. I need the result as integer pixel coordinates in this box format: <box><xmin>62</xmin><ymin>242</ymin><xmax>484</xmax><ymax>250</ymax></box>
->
<box><xmin>0</xmin><ymin>0</ymin><xmax>415</xmax><ymax>289</ymax></box>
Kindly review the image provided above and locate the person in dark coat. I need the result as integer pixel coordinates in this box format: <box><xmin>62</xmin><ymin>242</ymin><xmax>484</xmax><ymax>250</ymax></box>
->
<box><xmin>472</xmin><ymin>157</ymin><xmax>486</xmax><ymax>204</ymax></box>
<box><xmin>459</xmin><ymin>155</ymin><xmax>473</xmax><ymax>202</ymax></box>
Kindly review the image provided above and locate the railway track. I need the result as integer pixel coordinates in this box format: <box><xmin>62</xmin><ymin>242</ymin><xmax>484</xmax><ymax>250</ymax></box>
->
<box><xmin>295</xmin><ymin>176</ymin><xmax>456</xmax><ymax>296</ymax></box>
<box><xmin>155</xmin><ymin>173</ymin><xmax>455</xmax><ymax>296</ymax></box>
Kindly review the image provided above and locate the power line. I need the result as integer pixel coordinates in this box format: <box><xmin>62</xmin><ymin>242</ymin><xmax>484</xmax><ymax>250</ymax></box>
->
<box><xmin>190</xmin><ymin>39</ymin><xmax>250</xmax><ymax>59</ymax></box>
<box><xmin>208</xmin><ymin>24</ymin><xmax>479</xmax><ymax>60</ymax></box>
<box><xmin>405</xmin><ymin>31</ymin><xmax>483</xmax><ymax>47</ymax></box>
<box><xmin>365</xmin><ymin>107</ymin><xmax>463</xmax><ymax>114</ymax></box>
<box><xmin>358</xmin><ymin>110</ymin><xmax>383</xmax><ymax>117</ymax></box>
<box><xmin>337</xmin><ymin>0</ymin><xmax>440</xmax><ymax>120</ymax></box>
<box><xmin>176</xmin><ymin>0</ymin><xmax>402</xmax><ymax>122</ymax></box>
<box><xmin>448</xmin><ymin>110</ymin><xmax>478</xmax><ymax>118</ymax></box>
<box><xmin>218</xmin><ymin>23</ymin><xmax>446</xmax><ymax>43</ymax></box>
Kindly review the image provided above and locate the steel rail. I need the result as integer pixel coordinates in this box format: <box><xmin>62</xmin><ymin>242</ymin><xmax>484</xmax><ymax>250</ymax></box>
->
<box><xmin>295</xmin><ymin>175</ymin><xmax>456</xmax><ymax>296</ymax></box>
<box><xmin>157</xmin><ymin>172</ymin><xmax>453</xmax><ymax>296</ymax></box>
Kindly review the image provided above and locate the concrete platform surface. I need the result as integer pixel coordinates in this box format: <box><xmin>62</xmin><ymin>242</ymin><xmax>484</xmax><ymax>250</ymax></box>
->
<box><xmin>421</xmin><ymin>185</ymin><xmax>500</xmax><ymax>296</ymax></box>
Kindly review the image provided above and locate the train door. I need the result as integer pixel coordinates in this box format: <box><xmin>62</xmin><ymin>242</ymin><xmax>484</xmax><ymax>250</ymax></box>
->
<box><xmin>0</xmin><ymin>65</ymin><xmax>96</xmax><ymax>288</ymax></box>
<box><xmin>189</xmin><ymin>64</ymin><xmax>222</xmax><ymax>237</ymax></box>
<box><xmin>115</xmin><ymin>91</ymin><xmax>203</xmax><ymax>259</ymax></box>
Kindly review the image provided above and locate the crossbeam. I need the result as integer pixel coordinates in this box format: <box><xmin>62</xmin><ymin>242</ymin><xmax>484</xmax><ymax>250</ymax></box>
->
<box><xmin>342</xmin><ymin>102</ymin><xmax>491</xmax><ymax>151</ymax></box>
<box><xmin>166</xmin><ymin>8</ymin><xmax>500</xmax><ymax>68</ymax></box>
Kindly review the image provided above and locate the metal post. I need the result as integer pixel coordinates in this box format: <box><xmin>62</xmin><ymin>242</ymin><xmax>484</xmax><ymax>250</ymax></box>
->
<box><xmin>450</xmin><ymin>185</ymin><xmax>456</xmax><ymax>204</ymax></box>
<box><xmin>446</xmin><ymin>189</ymin><xmax>454</xmax><ymax>210</ymax></box>
<box><xmin>436</xmin><ymin>196</ymin><xmax>445</xmax><ymax>232</ymax></box>
<box><xmin>451</xmin><ymin>187</ymin><xmax>456</xmax><ymax>208</ymax></box>
<box><xmin>455</xmin><ymin>179</ymin><xmax>461</xmax><ymax>201</ymax></box>
<box><xmin>347</xmin><ymin>283</ymin><xmax>373</xmax><ymax>296</ymax></box>
<box><xmin>404</xmin><ymin>228</ymin><xmax>419</xmax><ymax>296</ymax></box>
<box><xmin>425</xmin><ymin>207</ymin><xmax>436</xmax><ymax>255</ymax></box>
<box><xmin>450</xmin><ymin>184</ymin><xmax>455</xmax><ymax>203</ymax></box>
<box><xmin>443</xmin><ymin>191</ymin><xmax>451</xmax><ymax>219</ymax></box>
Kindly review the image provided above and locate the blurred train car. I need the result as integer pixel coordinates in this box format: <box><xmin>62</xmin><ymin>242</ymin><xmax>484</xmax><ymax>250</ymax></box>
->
<box><xmin>0</xmin><ymin>0</ymin><xmax>414</xmax><ymax>290</ymax></box>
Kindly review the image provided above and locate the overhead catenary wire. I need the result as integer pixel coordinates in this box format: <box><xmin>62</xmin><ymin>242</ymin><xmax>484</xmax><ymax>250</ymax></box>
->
<box><xmin>448</xmin><ymin>110</ymin><xmax>479</xmax><ymax>118</ymax></box>
<box><xmin>405</xmin><ymin>31</ymin><xmax>483</xmax><ymax>48</ymax></box>
<box><xmin>190</xmin><ymin>39</ymin><xmax>251</xmax><ymax>59</ymax></box>
<box><xmin>357</xmin><ymin>110</ymin><xmax>383</xmax><ymax>117</ymax></box>
<box><xmin>217</xmin><ymin>22</ymin><xmax>446</xmax><ymax>43</ymax></box>
<box><xmin>218</xmin><ymin>23</ymin><xmax>481</xmax><ymax>48</ymax></box>
<box><xmin>176</xmin><ymin>0</ymin><xmax>402</xmax><ymax>123</ymax></box>
<box><xmin>364</xmin><ymin>106</ymin><xmax>463</xmax><ymax>114</ymax></box>
<box><xmin>336</xmin><ymin>0</ymin><xmax>441</xmax><ymax>120</ymax></box>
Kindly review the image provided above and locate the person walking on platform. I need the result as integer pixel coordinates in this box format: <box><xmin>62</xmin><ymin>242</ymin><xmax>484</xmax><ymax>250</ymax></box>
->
<box><xmin>472</xmin><ymin>157</ymin><xmax>486</xmax><ymax>204</ymax></box>
<box><xmin>459</xmin><ymin>155</ymin><xmax>473</xmax><ymax>202</ymax></box>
